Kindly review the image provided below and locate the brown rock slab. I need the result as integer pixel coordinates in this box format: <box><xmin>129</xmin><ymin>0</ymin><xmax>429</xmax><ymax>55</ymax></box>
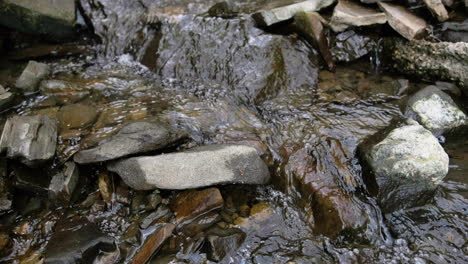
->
<box><xmin>423</xmin><ymin>0</ymin><xmax>448</xmax><ymax>22</ymax></box>
<box><xmin>170</xmin><ymin>188</ymin><xmax>224</xmax><ymax>224</ymax></box>
<box><xmin>131</xmin><ymin>224</ymin><xmax>175</xmax><ymax>264</ymax></box>
<box><xmin>330</xmin><ymin>0</ymin><xmax>387</xmax><ymax>32</ymax></box>
<box><xmin>378</xmin><ymin>2</ymin><xmax>427</xmax><ymax>40</ymax></box>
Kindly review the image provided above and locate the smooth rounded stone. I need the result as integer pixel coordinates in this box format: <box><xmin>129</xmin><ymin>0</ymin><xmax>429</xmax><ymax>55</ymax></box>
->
<box><xmin>74</xmin><ymin>121</ymin><xmax>183</xmax><ymax>164</ymax></box>
<box><xmin>108</xmin><ymin>144</ymin><xmax>270</xmax><ymax>190</ymax></box>
<box><xmin>406</xmin><ymin>86</ymin><xmax>467</xmax><ymax>134</ymax></box>
<box><xmin>383</xmin><ymin>38</ymin><xmax>468</xmax><ymax>90</ymax></box>
<box><xmin>44</xmin><ymin>219</ymin><xmax>115</xmax><ymax>264</ymax></box>
<box><xmin>252</xmin><ymin>0</ymin><xmax>336</xmax><ymax>27</ymax></box>
<box><xmin>0</xmin><ymin>0</ymin><xmax>76</xmax><ymax>40</ymax></box>
<box><xmin>58</xmin><ymin>103</ymin><xmax>98</xmax><ymax>130</ymax></box>
<box><xmin>0</xmin><ymin>115</ymin><xmax>57</xmax><ymax>167</ymax></box>
<box><xmin>378</xmin><ymin>2</ymin><xmax>427</xmax><ymax>40</ymax></box>
<box><xmin>329</xmin><ymin>0</ymin><xmax>387</xmax><ymax>32</ymax></box>
<box><xmin>15</xmin><ymin>61</ymin><xmax>51</xmax><ymax>92</ymax></box>
<box><xmin>48</xmin><ymin>161</ymin><xmax>79</xmax><ymax>203</ymax></box>
<box><xmin>363</xmin><ymin>120</ymin><xmax>449</xmax><ymax>212</ymax></box>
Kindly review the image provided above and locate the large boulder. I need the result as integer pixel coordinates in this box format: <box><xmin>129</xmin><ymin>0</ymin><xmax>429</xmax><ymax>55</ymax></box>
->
<box><xmin>0</xmin><ymin>115</ymin><xmax>57</xmax><ymax>167</ymax></box>
<box><xmin>0</xmin><ymin>0</ymin><xmax>76</xmax><ymax>40</ymax></box>
<box><xmin>362</xmin><ymin>120</ymin><xmax>449</xmax><ymax>212</ymax></box>
<box><xmin>384</xmin><ymin>38</ymin><xmax>468</xmax><ymax>90</ymax></box>
<box><xmin>108</xmin><ymin>144</ymin><xmax>270</xmax><ymax>190</ymax></box>
<box><xmin>74</xmin><ymin>121</ymin><xmax>185</xmax><ymax>164</ymax></box>
<box><xmin>406</xmin><ymin>86</ymin><xmax>467</xmax><ymax>134</ymax></box>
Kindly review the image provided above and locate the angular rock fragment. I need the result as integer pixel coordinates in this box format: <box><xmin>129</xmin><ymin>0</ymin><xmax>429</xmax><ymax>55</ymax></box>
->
<box><xmin>406</xmin><ymin>86</ymin><xmax>467</xmax><ymax>134</ymax></box>
<box><xmin>0</xmin><ymin>115</ymin><xmax>57</xmax><ymax>167</ymax></box>
<box><xmin>378</xmin><ymin>2</ymin><xmax>427</xmax><ymax>40</ymax></box>
<box><xmin>383</xmin><ymin>38</ymin><xmax>468</xmax><ymax>89</ymax></box>
<box><xmin>423</xmin><ymin>0</ymin><xmax>449</xmax><ymax>22</ymax></box>
<box><xmin>130</xmin><ymin>224</ymin><xmax>175</xmax><ymax>264</ymax></box>
<box><xmin>330</xmin><ymin>0</ymin><xmax>387</xmax><ymax>32</ymax></box>
<box><xmin>45</xmin><ymin>219</ymin><xmax>115</xmax><ymax>264</ymax></box>
<box><xmin>74</xmin><ymin>121</ymin><xmax>184</xmax><ymax>164</ymax></box>
<box><xmin>362</xmin><ymin>120</ymin><xmax>449</xmax><ymax>212</ymax></box>
<box><xmin>330</xmin><ymin>30</ymin><xmax>377</xmax><ymax>62</ymax></box>
<box><xmin>49</xmin><ymin>162</ymin><xmax>79</xmax><ymax>203</ymax></box>
<box><xmin>108</xmin><ymin>144</ymin><xmax>270</xmax><ymax>190</ymax></box>
<box><xmin>253</xmin><ymin>0</ymin><xmax>336</xmax><ymax>27</ymax></box>
<box><xmin>0</xmin><ymin>85</ymin><xmax>14</xmax><ymax>111</ymax></box>
<box><xmin>0</xmin><ymin>0</ymin><xmax>76</xmax><ymax>40</ymax></box>
<box><xmin>206</xmin><ymin>228</ymin><xmax>246</xmax><ymax>262</ymax></box>
<box><xmin>15</xmin><ymin>61</ymin><xmax>51</xmax><ymax>92</ymax></box>
<box><xmin>170</xmin><ymin>188</ymin><xmax>224</xmax><ymax>224</ymax></box>
<box><xmin>293</xmin><ymin>11</ymin><xmax>335</xmax><ymax>71</ymax></box>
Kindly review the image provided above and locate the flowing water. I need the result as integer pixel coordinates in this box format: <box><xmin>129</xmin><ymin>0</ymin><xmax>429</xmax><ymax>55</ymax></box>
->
<box><xmin>0</xmin><ymin>0</ymin><xmax>466</xmax><ymax>263</ymax></box>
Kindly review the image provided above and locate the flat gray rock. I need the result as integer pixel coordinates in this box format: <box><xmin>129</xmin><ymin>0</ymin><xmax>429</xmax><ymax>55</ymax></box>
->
<box><xmin>15</xmin><ymin>61</ymin><xmax>51</xmax><ymax>92</ymax></box>
<box><xmin>406</xmin><ymin>86</ymin><xmax>467</xmax><ymax>134</ymax></box>
<box><xmin>0</xmin><ymin>115</ymin><xmax>57</xmax><ymax>167</ymax></box>
<box><xmin>378</xmin><ymin>2</ymin><xmax>427</xmax><ymax>40</ymax></box>
<box><xmin>74</xmin><ymin>121</ymin><xmax>183</xmax><ymax>164</ymax></box>
<box><xmin>0</xmin><ymin>0</ymin><xmax>76</xmax><ymax>40</ymax></box>
<box><xmin>253</xmin><ymin>0</ymin><xmax>335</xmax><ymax>27</ymax></box>
<box><xmin>330</xmin><ymin>0</ymin><xmax>387</xmax><ymax>32</ymax></box>
<box><xmin>108</xmin><ymin>144</ymin><xmax>270</xmax><ymax>190</ymax></box>
<box><xmin>365</xmin><ymin>120</ymin><xmax>449</xmax><ymax>212</ymax></box>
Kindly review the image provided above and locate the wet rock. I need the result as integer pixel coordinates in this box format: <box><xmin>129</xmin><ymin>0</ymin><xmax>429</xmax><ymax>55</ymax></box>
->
<box><xmin>378</xmin><ymin>2</ymin><xmax>427</xmax><ymax>40</ymax></box>
<box><xmin>15</xmin><ymin>61</ymin><xmax>51</xmax><ymax>92</ymax></box>
<box><xmin>108</xmin><ymin>144</ymin><xmax>270</xmax><ymax>190</ymax></box>
<box><xmin>39</xmin><ymin>80</ymin><xmax>90</xmax><ymax>105</ymax></box>
<box><xmin>406</xmin><ymin>86</ymin><xmax>467</xmax><ymax>134</ymax></box>
<box><xmin>131</xmin><ymin>224</ymin><xmax>175</xmax><ymax>264</ymax></box>
<box><xmin>98</xmin><ymin>170</ymin><xmax>113</xmax><ymax>204</ymax></box>
<box><xmin>140</xmin><ymin>205</ymin><xmax>173</xmax><ymax>229</ymax></box>
<box><xmin>45</xmin><ymin>219</ymin><xmax>115</xmax><ymax>264</ymax></box>
<box><xmin>362</xmin><ymin>120</ymin><xmax>449</xmax><ymax>212</ymax></box>
<box><xmin>0</xmin><ymin>159</ymin><xmax>12</xmax><ymax>214</ymax></box>
<box><xmin>293</xmin><ymin>11</ymin><xmax>335</xmax><ymax>71</ymax></box>
<box><xmin>384</xmin><ymin>38</ymin><xmax>468</xmax><ymax>89</ymax></box>
<box><xmin>423</xmin><ymin>0</ymin><xmax>449</xmax><ymax>22</ymax></box>
<box><xmin>329</xmin><ymin>0</ymin><xmax>387</xmax><ymax>32</ymax></box>
<box><xmin>74</xmin><ymin>121</ymin><xmax>183</xmax><ymax>164</ymax></box>
<box><xmin>58</xmin><ymin>103</ymin><xmax>98</xmax><ymax>130</ymax></box>
<box><xmin>49</xmin><ymin>161</ymin><xmax>79</xmax><ymax>203</ymax></box>
<box><xmin>0</xmin><ymin>85</ymin><xmax>14</xmax><ymax>111</ymax></box>
<box><xmin>206</xmin><ymin>228</ymin><xmax>245</xmax><ymax>262</ymax></box>
<box><xmin>435</xmin><ymin>82</ymin><xmax>462</xmax><ymax>97</ymax></box>
<box><xmin>0</xmin><ymin>115</ymin><xmax>57</xmax><ymax>167</ymax></box>
<box><xmin>440</xmin><ymin>20</ymin><xmax>468</xmax><ymax>43</ymax></box>
<box><xmin>7</xmin><ymin>44</ymin><xmax>91</xmax><ymax>60</ymax></box>
<box><xmin>252</xmin><ymin>0</ymin><xmax>335</xmax><ymax>27</ymax></box>
<box><xmin>180</xmin><ymin>212</ymin><xmax>222</xmax><ymax>236</ymax></box>
<box><xmin>170</xmin><ymin>188</ymin><xmax>224</xmax><ymax>224</ymax></box>
<box><xmin>0</xmin><ymin>0</ymin><xmax>76</xmax><ymax>40</ymax></box>
<box><xmin>207</xmin><ymin>1</ymin><xmax>239</xmax><ymax>18</ymax></box>
<box><xmin>280</xmin><ymin>140</ymin><xmax>369</xmax><ymax>237</ymax></box>
<box><xmin>330</xmin><ymin>30</ymin><xmax>377</xmax><ymax>62</ymax></box>
<box><xmin>143</xmin><ymin>16</ymin><xmax>318</xmax><ymax>105</ymax></box>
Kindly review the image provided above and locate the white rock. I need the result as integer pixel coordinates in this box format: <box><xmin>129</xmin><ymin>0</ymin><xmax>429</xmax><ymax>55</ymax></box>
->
<box><xmin>378</xmin><ymin>2</ymin><xmax>427</xmax><ymax>40</ymax></box>
<box><xmin>406</xmin><ymin>86</ymin><xmax>467</xmax><ymax>134</ymax></box>
<box><xmin>330</xmin><ymin>0</ymin><xmax>387</xmax><ymax>32</ymax></box>
<box><xmin>15</xmin><ymin>61</ymin><xmax>51</xmax><ymax>92</ymax></box>
<box><xmin>253</xmin><ymin>0</ymin><xmax>335</xmax><ymax>27</ymax></box>
<box><xmin>108</xmin><ymin>144</ymin><xmax>270</xmax><ymax>190</ymax></box>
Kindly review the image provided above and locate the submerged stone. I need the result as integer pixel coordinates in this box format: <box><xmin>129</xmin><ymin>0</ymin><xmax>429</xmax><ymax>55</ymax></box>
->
<box><xmin>362</xmin><ymin>120</ymin><xmax>449</xmax><ymax>212</ymax></box>
<box><xmin>74</xmin><ymin>121</ymin><xmax>184</xmax><ymax>164</ymax></box>
<box><xmin>15</xmin><ymin>61</ymin><xmax>51</xmax><ymax>92</ymax></box>
<box><xmin>378</xmin><ymin>2</ymin><xmax>427</xmax><ymax>40</ymax></box>
<box><xmin>58</xmin><ymin>103</ymin><xmax>98</xmax><ymax>130</ymax></box>
<box><xmin>108</xmin><ymin>144</ymin><xmax>270</xmax><ymax>190</ymax></box>
<box><xmin>330</xmin><ymin>0</ymin><xmax>387</xmax><ymax>32</ymax></box>
<box><xmin>45</xmin><ymin>219</ymin><xmax>115</xmax><ymax>264</ymax></box>
<box><xmin>406</xmin><ymin>86</ymin><xmax>467</xmax><ymax>134</ymax></box>
<box><xmin>0</xmin><ymin>0</ymin><xmax>76</xmax><ymax>40</ymax></box>
<box><xmin>0</xmin><ymin>115</ymin><xmax>57</xmax><ymax>167</ymax></box>
<box><xmin>252</xmin><ymin>0</ymin><xmax>335</xmax><ymax>27</ymax></box>
<box><xmin>384</xmin><ymin>38</ymin><xmax>468</xmax><ymax>89</ymax></box>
